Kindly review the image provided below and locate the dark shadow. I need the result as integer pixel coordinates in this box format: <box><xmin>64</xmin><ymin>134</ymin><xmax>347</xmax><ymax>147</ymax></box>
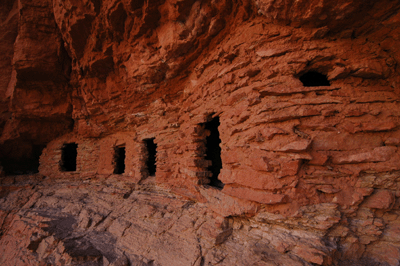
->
<box><xmin>299</xmin><ymin>71</ymin><xmax>330</xmax><ymax>87</ymax></box>
<box><xmin>145</xmin><ymin>138</ymin><xmax>157</xmax><ymax>176</ymax></box>
<box><xmin>60</xmin><ymin>143</ymin><xmax>77</xmax><ymax>172</ymax></box>
<box><xmin>0</xmin><ymin>144</ymin><xmax>45</xmax><ymax>175</ymax></box>
<box><xmin>113</xmin><ymin>146</ymin><xmax>126</xmax><ymax>174</ymax></box>
<box><xmin>205</xmin><ymin>117</ymin><xmax>224</xmax><ymax>189</ymax></box>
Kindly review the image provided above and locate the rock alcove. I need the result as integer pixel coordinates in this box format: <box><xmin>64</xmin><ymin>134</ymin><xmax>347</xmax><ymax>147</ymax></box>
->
<box><xmin>1</xmin><ymin>0</ymin><xmax>400</xmax><ymax>265</ymax></box>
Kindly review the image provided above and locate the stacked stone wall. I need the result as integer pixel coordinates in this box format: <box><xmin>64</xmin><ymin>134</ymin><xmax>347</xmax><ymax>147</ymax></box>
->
<box><xmin>39</xmin><ymin>134</ymin><xmax>100</xmax><ymax>178</ymax></box>
<box><xmin>26</xmin><ymin>1</ymin><xmax>400</xmax><ymax>263</ymax></box>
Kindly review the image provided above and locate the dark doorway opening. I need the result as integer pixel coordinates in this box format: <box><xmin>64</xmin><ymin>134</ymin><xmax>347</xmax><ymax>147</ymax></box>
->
<box><xmin>299</xmin><ymin>71</ymin><xmax>330</xmax><ymax>87</ymax></box>
<box><xmin>205</xmin><ymin>116</ymin><xmax>224</xmax><ymax>189</ymax></box>
<box><xmin>113</xmin><ymin>146</ymin><xmax>126</xmax><ymax>174</ymax></box>
<box><xmin>0</xmin><ymin>144</ymin><xmax>45</xmax><ymax>175</ymax></box>
<box><xmin>145</xmin><ymin>138</ymin><xmax>157</xmax><ymax>176</ymax></box>
<box><xmin>60</xmin><ymin>143</ymin><xmax>77</xmax><ymax>172</ymax></box>
<box><xmin>29</xmin><ymin>144</ymin><xmax>45</xmax><ymax>174</ymax></box>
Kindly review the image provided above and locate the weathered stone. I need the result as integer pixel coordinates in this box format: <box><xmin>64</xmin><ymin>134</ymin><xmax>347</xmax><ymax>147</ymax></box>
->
<box><xmin>1</xmin><ymin>0</ymin><xmax>400</xmax><ymax>265</ymax></box>
<box><xmin>366</xmin><ymin>242</ymin><xmax>400</xmax><ymax>266</ymax></box>
<box><xmin>385</xmin><ymin>137</ymin><xmax>400</xmax><ymax>146</ymax></box>
<box><xmin>292</xmin><ymin>246</ymin><xmax>325</xmax><ymax>265</ymax></box>
<box><xmin>332</xmin><ymin>146</ymin><xmax>397</xmax><ymax>164</ymax></box>
<box><xmin>277</xmin><ymin>139</ymin><xmax>311</xmax><ymax>152</ymax></box>
<box><xmin>198</xmin><ymin>186</ymin><xmax>260</xmax><ymax>217</ymax></box>
<box><xmin>219</xmin><ymin>168</ymin><xmax>283</xmax><ymax>190</ymax></box>
<box><xmin>312</xmin><ymin>133</ymin><xmax>383</xmax><ymax>151</ymax></box>
<box><xmin>256</xmin><ymin>48</ymin><xmax>293</xmax><ymax>58</ymax></box>
<box><xmin>223</xmin><ymin>185</ymin><xmax>287</xmax><ymax>205</ymax></box>
<box><xmin>363</xmin><ymin>190</ymin><xmax>395</xmax><ymax>209</ymax></box>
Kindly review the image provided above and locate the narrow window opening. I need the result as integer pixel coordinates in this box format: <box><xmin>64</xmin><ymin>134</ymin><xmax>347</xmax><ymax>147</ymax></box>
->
<box><xmin>205</xmin><ymin>116</ymin><xmax>224</xmax><ymax>189</ymax></box>
<box><xmin>60</xmin><ymin>143</ymin><xmax>77</xmax><ymax>172</ymax></box>
<box><xmin>299</xmin><ymin>71</ymin><xmax>330</xmax><ymax>87</ymax></box>
<box><xmin>145</xmin><ymin>138</ymin><xmax>157</xmax><ymax>176</ymax></box>
<box><xmin>113</xmin><ymin>146</ymin><xmax>126</xmax><ymax>174</ymax></box>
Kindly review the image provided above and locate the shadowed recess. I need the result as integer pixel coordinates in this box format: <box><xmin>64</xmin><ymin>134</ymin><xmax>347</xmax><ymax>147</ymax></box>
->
<box><xmin>299</xmin><ymin>71</ymin><xmax>330</xmax><ymax>87</ymax></box>
<box><xmin>0</xmin><ymin>144</ymin><xmax>45</xmax><ymax>175</ymax></box>
<box><xmin>60</xmin><ymin>143</ymin><xmax>77</xmax><ymax>172</ymax></box>
<box><xmin>205</xmin><ymin>116</ymin><xmax>224</xmax><ymax>189</ymax></box>
<box><xmin>113</xmin><ymin>146</ymin><xmax>126</xmax><ymax>174</ymax></box>
<box><xmin>145</xmin><ymin>138</ymin><xmax>157</xmax><ymax>176</ymax></box>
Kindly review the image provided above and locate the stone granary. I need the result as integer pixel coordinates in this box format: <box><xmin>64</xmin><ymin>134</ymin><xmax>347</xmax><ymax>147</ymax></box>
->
<box><xmin>1</xmin><ymin>0</ymin><xmax>400</xmax><ymax>265</ymax></box>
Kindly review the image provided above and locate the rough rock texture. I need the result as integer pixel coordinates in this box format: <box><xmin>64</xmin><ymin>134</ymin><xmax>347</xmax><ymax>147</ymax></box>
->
<box><xmin>0</xmin><ymin>0</ymin><xmax>73</xmax><ymax>174</ymax></box>
<box><xmin>0</xmin><ymin>175</ymin><xmax>365</xmax><ymax>266</ymax></box>
<box><xmin>1</xmin><ymin>0</ymin><xmax>400</xmax><ymax>265</ymax></box>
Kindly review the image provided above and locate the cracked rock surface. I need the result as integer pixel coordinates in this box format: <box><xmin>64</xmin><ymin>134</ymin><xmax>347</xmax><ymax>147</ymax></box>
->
<box><xmin>1</xmin><ymin>0</ymin><xmax>400</xmax><ymax>265</ymax></box>
<box><xmin>1</xmin><ymin>174</ymin><xmax>400</xmax><ymax>265</ymax></box>
<box><xmin>0</xmin><ymin>175</ymin><xmax>325</xmax><ymax>266</ymax></box>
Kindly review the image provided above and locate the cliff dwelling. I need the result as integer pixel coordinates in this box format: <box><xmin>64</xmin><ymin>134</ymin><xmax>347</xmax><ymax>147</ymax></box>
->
<box><xmin>1</xmin><ymin>0</ymin><xmax>400</xmax><ymax>265</ymax></box>
<box><xmin>60</xmin><ymin>143</ymin><xmax>78</xmax><ymax>172</ymax></box>
<box><xmin>113</xmin><ymin>145</ymin><xmax>125</xmax><ymax>174</ymax></box>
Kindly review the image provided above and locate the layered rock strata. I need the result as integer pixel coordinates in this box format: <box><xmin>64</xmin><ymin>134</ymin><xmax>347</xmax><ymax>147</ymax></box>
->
<box><xmin>1</xmin><ymin>0</ymin><xmax>400</xmax><ymax>265</ymax></box>
<box><xmin>0</xmin><ymin>175</ymin><xmax>388</xmax><ymax>265</ymax></box>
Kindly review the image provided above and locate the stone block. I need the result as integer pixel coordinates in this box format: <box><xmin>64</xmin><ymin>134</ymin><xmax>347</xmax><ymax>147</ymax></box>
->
<box><xmin>219</xmin><ymin>168</ymin><xmax>283</xmax><ymax>190</ymax></box>
<box><xmin>277</xmin><ymin>139</ymin><xmax>311</xmax><ymax>152</ymax></box>
<box><xmin>292</xmin><ymin>245</ymin><xmax>326</xmax><ymax>265</ymax></box>
<box><xmin>108</xmin><ymin>218</ymin><xmax>131</xmax><ymax>237</ymax></box>
<box><xmin>312</xmin><ymin>133</ymin><xmax>382</xmax><ymax>151</ymax></box>
<box><xmin>360</xmin><ymin>121</ymin><xmax>397</xmax><ymax>132</ymax></box>
<box><xmin>199</xmin><ymin>186</ymin><xmax>260</xmax><ymax>217</ymax></box>
<box><xmin>366</xmin><ymin>242</ymin><xmax>400</xmax><ymax>266</ymax></box>
<box><xmin>332</xmin><ymin>146</ymin><xmax>397</xmax><ymax>164</ymax></box>
<box><xmin>385</xmin><ymin>137</ymin><xmax>400</xmax><ymax>146</ymax></box>
<box><xmin>279</xmin><ymin>160</ymin><xmax>301</xmax><ymax>177</ymax></box>
<box><xmin>223</xmin><ymin>185</ymin><xmax>287</xmax><ymax>204</ymax></box>
<box><xmin>382</xmin><ymin>220</ymin><xmax>400</xmax><ymax>242</ymax></box>
<box><xmin>309</xmin><ymin>151</ymin><xmax>329</xmax><ymax>165</ymax></box>
<box><xmin>363</xmin><ymin>190</ymin><xmax>394</xmax><ymax>209</ymax></box>
<box><xmin>256</xmin><ymin>48</ymin><xmax>292</xmax><ymax>58</ymax></box>
<box><xmin>221</xmin><ymin>150</ymin><xmax>243</xmax><ymax>164</ymax></box>
<box><xmin>351</xmin><ymin>59</ymin><xmax>389</xmax><ymax>79</ymax></box>
<box><xmin>245</xmin><ymin>155</ymin><xmax>273</xmax><ymax>172</ymax></box>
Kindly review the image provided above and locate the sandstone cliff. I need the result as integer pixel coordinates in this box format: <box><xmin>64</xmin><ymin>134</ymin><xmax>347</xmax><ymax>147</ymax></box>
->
<box><xmin>1</xmin><ymin>0</ymin><xmax>400</xmax><ymax>265</ymax></box>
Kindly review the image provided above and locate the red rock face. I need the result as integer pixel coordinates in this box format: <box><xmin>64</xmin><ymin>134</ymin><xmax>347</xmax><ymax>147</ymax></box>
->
<box><xmin>0</xmin><ymin>0</ymin><xmax>73</xmax><ymax>174</ymax></box>
<box><xmin>1</xmin><ymin>0</ymin><xmax>400</xmax><ymax>265</ymax></box>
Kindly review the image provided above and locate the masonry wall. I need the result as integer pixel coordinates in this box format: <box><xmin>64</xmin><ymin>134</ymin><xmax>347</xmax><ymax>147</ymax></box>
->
<box><xmin>39</xmin><ymin>134</ymin><xmax>100</xmax><ymax>178</ymax></box>
<box><xmin>40</xmin><ymin>67</ymin><xmax>400</xmax><ymax>215</ymax></box>
<box><xmin>38</xmin><ymin>0</ymin><xmax>400</xmax><ymax>220</ymax></box>
<box><xmin>96</xmin><ymin>133</ymin><xmax>141</xmax><ymax>180</ymax></box>
<box><xmin>35</xmin><ymin>5</ymin><xmax>400</xmax><ymax>264</ymax></box>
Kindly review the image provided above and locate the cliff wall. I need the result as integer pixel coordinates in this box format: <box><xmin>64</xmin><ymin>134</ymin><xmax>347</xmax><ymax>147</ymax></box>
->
<box><xmin>1</xmin><ymin>0</ymin><xmax>400</xmax><ymax>265</ymax></box>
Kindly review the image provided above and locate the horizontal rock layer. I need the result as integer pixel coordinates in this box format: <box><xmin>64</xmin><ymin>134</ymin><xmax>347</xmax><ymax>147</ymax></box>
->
<box><xmin>1</xmin><ymin>0</ymin><xmax>400</xmax><ymax>265</ymax></box>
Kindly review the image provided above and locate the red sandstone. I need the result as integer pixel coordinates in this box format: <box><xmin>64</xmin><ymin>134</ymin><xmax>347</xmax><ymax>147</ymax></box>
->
<box><xmin>1</xmin><ymin>0</ymin><xmax>400</xmax><ymax>265</ymax></box>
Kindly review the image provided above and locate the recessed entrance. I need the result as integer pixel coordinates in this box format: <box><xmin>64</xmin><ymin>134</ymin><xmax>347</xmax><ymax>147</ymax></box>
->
<box><xmin>144</xmin><ymin>138</ymin><xmax>157</xmax><ymax>176</ymax></box>
<box><xmin>60</xmin><ymin>143</ymin><xmax>77</xmax><ymax>172</ymax></box>
<box><xmin>0</xmin><ymin>144</ymin><xmax>45</xmax><ymax>175</ymax></box>
<box><xmin>113</xmin><ymin>146</ymin><xmax>126</xmax><ymax>174</ymax></box>
<box><xmin>204</xmin><ymin>116</ymin><xmax>224</xmax><ymax>189</ymax></box>
<box><xmin>28</xmin><ymin>144</ymin><xmax>45</xmax><ymax>174</ymax></box>
<box><xmin>299</xmin><ymin>71</ymin><xmax>330</xmax><ymax>87</ymax></box>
